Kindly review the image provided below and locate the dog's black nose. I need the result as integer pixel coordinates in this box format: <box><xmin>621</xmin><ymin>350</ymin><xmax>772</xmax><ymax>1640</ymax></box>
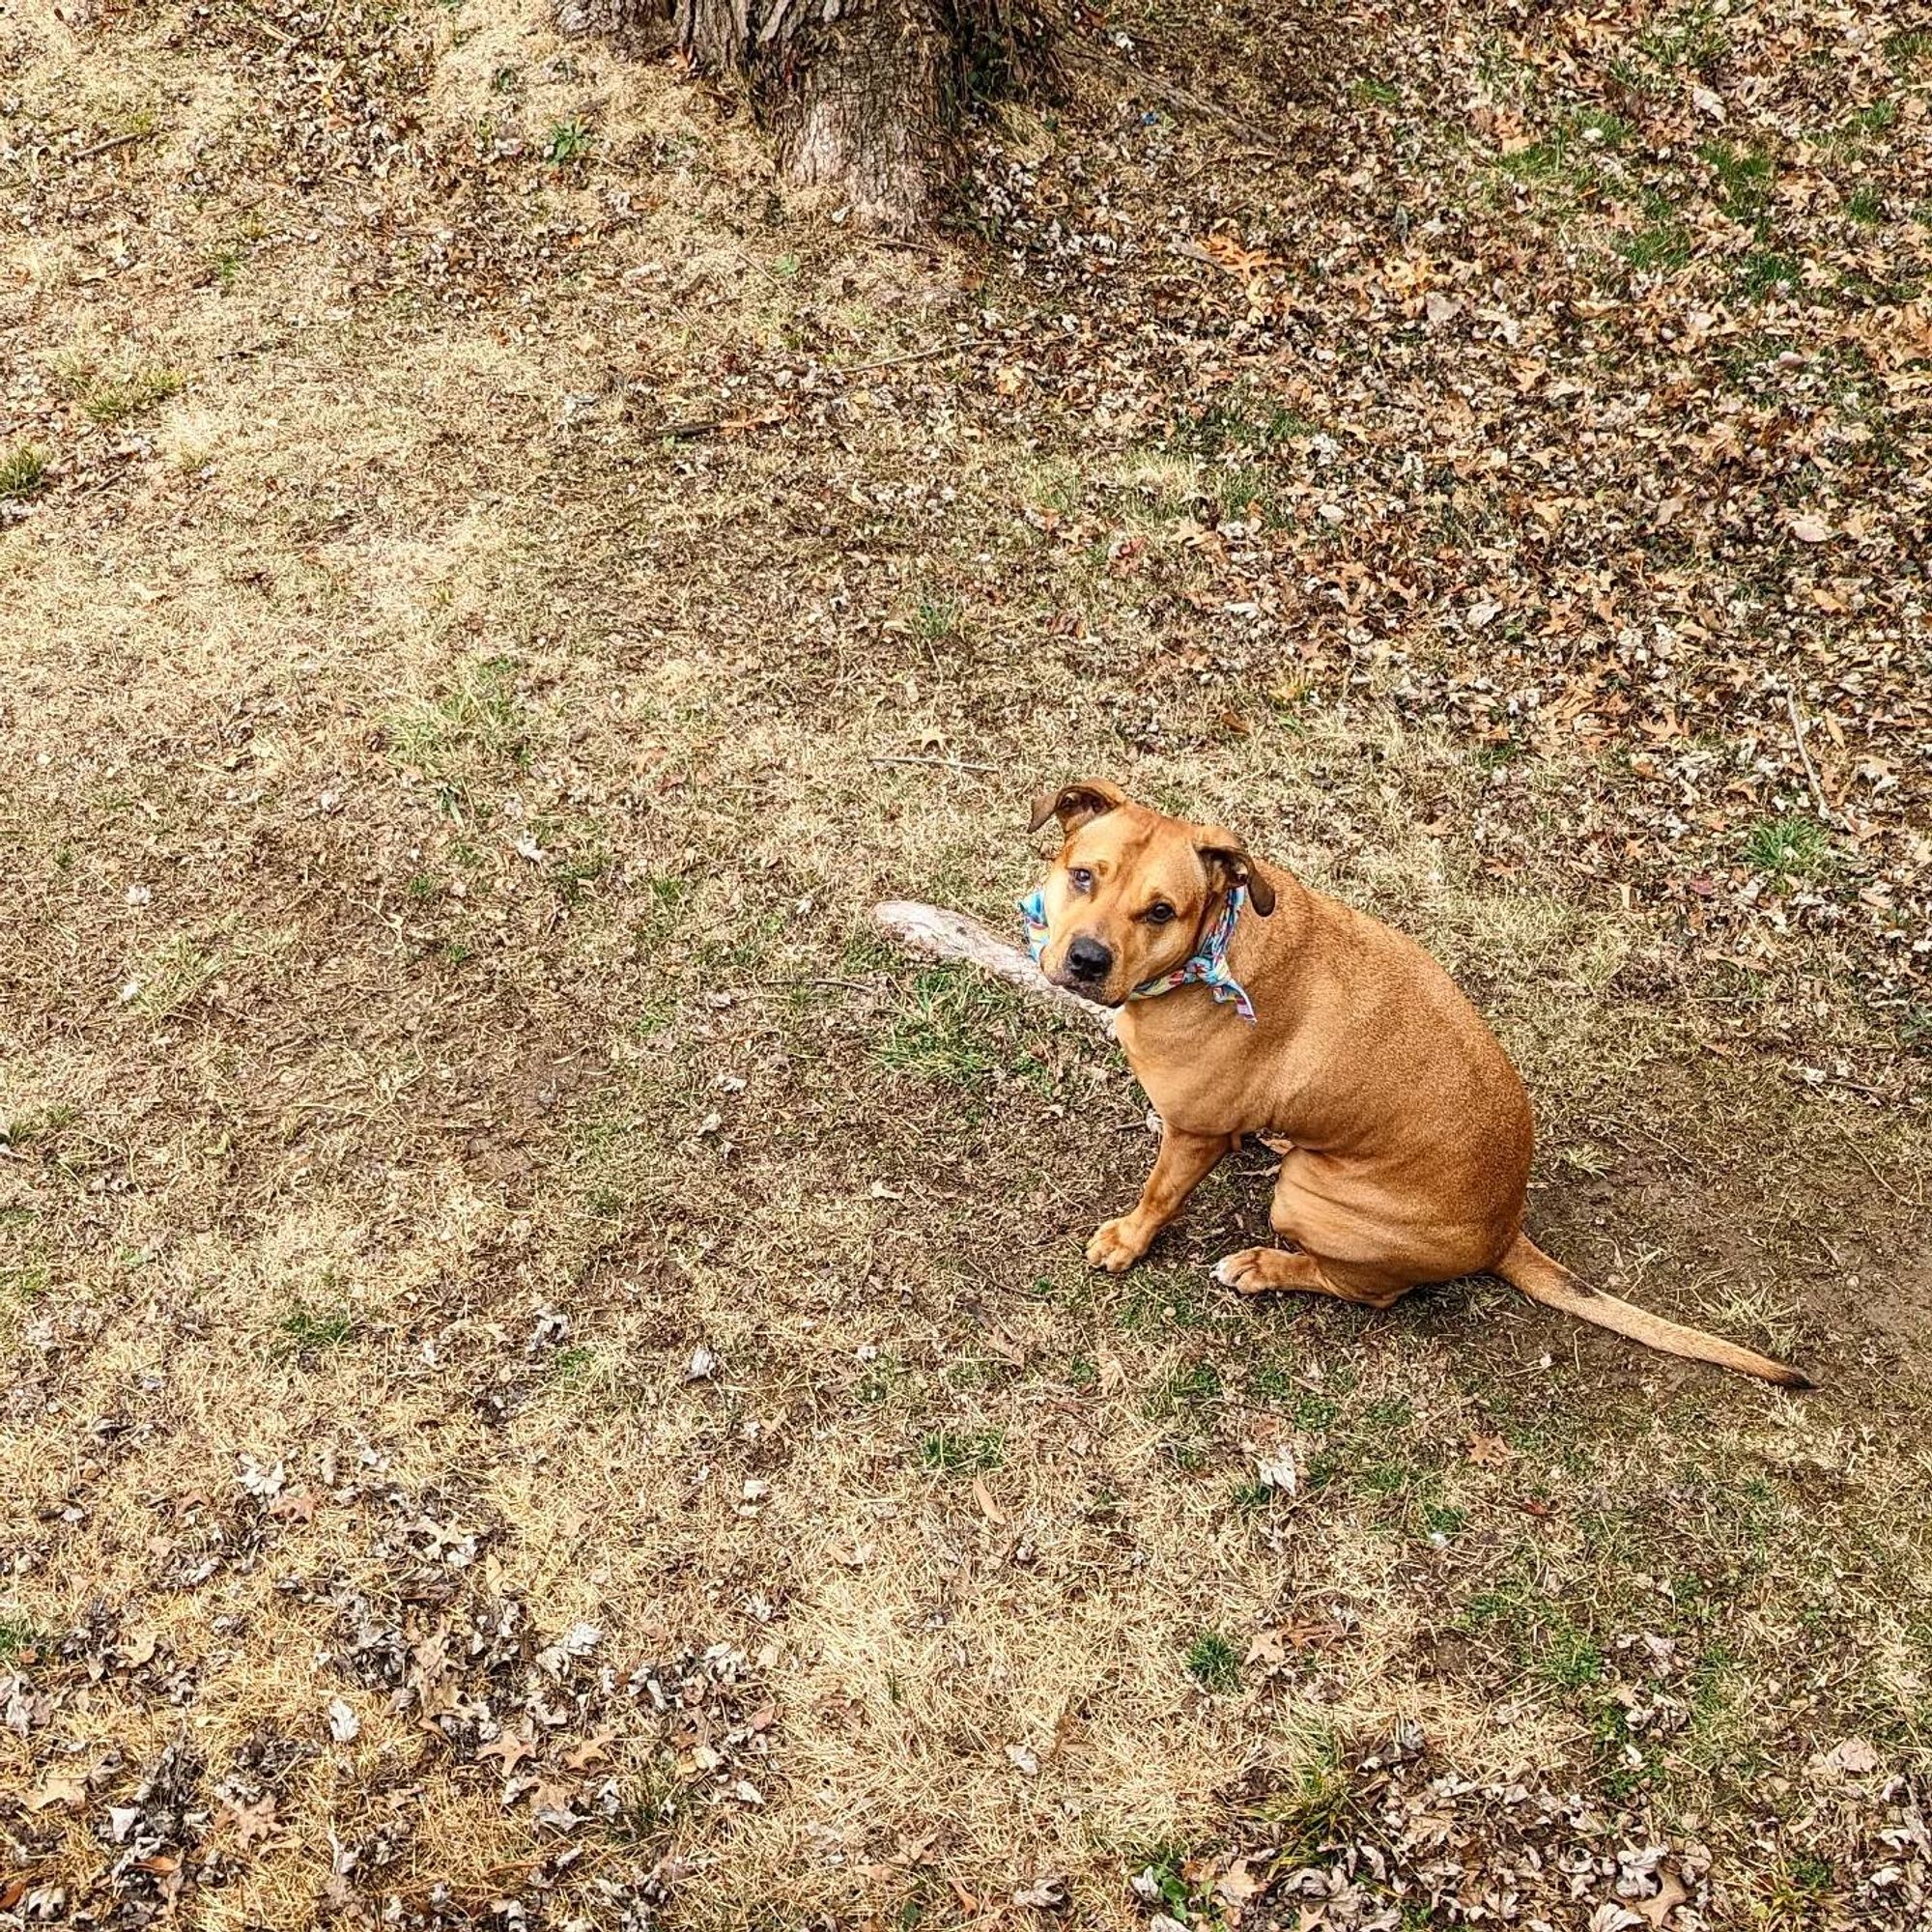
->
<box><xmin>1066</xmin><ymin>935</ymin><xmax>1113</xmax><ymax>981</ymax></box>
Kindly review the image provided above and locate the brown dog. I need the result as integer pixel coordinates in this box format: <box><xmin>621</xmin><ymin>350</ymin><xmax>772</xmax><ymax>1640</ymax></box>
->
<box><xmin>1024</xmin><ymin>779</ymin><xmax>1810</xmax><ymax>1389</ymax></box>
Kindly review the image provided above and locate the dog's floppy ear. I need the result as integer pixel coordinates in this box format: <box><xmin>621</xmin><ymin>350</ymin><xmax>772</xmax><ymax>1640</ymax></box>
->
<box><xmin>1196</xmin><ymin>831</ymin><xmax>1276</xmax><ymax>916</ymax></box>
<box><xmin>1027</xmin><ymin>779</ymin><xmax>1128</xmax><ymax>838</ymax></box>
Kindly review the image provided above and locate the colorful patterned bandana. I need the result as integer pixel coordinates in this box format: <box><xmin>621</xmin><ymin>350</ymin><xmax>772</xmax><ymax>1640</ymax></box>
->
<box><xmin>1019</xmin><ymin>885</ymin><xmax>1257</xmax><ymax>1023</ymax></box>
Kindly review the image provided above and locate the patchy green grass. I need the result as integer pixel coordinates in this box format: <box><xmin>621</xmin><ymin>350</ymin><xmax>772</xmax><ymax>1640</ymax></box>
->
<box><xmin>1617</xmin><ymin>188</ymin><xmax>1695</xmax><ymax>270</ymax></box>
<box><xmin>1702</xmin><ymin>141</ymin><xmax>1776</xmax><ymax>226</ymax></box>
<box><xmin>1144</xmin><ymin>1356</ymin><xmax>1222</xmax><ymax>1418</ymax></box>
<box><xmin>79</xmin><ymin>363</ymin><xmax>184</xmax><ymax>425</ymax></box>
<box><xmin>276</xmin><ymin>1303</ymin><xmax>357</xmax><ymax>1355</ymax></box>
<box><xmin>0</xmin><ymin>440</ymin><xmax>49</xmax><ymax>497</ymax></box>
<box><xmin>1</xmin><ymin>1261</ymin><xmax>50</xmax><ymax>1306</ymax></box>
<box><xmin>1886</xmin><ymin>29</ymin><xmax>1932</xmax><ymax>71</ymax></box>
<box><xmin>0</xmin><ymin>1611</ymin><xmax>55</xmax><ymax>1666</ymax></box>
<box><xmin>544</xmin><ymin>119</ymin><xmax>594</xmax><ymax>164</ymax></box>
<box><xmin>914</xmin><ymin>590</ymin><xmax>962</xmax><ymax>639</ymax></box>
<box><xmin>919</xmin><ymin>1428</ymin><xmax>1004</xmax><ymax>1475</ymax></box>
<box><xmin>1736</xmin><ymin>249</ymin><xmax>1803</xmax><ymax>298</ymax></box>
<box><xmin>872</xmin><ymin>968</ymin><xmax>1063</xmax><ymax>1092</ymax></box>
<box><xmin>385</xmin><ymin>654</ymin><xmax>531</xmax><ymax>800</ymax></box>
<box><xmin>3</xmin><ymin>3</ymin><xmax>1928</xmax><ymax>1927</ymax></box>
<box><xmin>1254</xmin><ymin>1726</ymin><xmax>1352</xmax><ymax>1860</ymax></box>
<box><xmin>1463</xmin><ymin>1577</ymin><xmax>1605</xmax><ymax>1690</ymax></box>
<box><xmin>128</xmin><ymin>934</ymin><xmax>219</xmax><ymax>1019</ymax></box>
<box><xmin>1184</xmin><ymin>1630</ymin><xmax>1241</xmax><ymax>1692</ymax></box>
<box><xmin>1179</xmin><ymin>390</ymin><xmax>1313</xmax><ymax>458</ymax></box>
<box><xmin>1609</xmin><ymin>2</ymin><xmax>1727</xmax><ymax>89</ymax></box>
<box><xmin>1745</xmin><ymin>812</ymin><xmax>1832</xmax><ymax>879</ymax></box>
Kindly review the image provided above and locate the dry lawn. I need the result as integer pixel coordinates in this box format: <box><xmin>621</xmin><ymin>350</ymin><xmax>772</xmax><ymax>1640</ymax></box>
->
<box><xmin>3</xmin><ymin>1</ymin><xmax>1931</xmax><ymax>1928</ymax></box>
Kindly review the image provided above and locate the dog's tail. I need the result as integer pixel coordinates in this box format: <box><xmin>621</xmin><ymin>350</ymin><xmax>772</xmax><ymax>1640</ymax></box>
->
<box><xmin>1493</xmin><ymin>1234</ymin><xmax>1813</xmax><ymax>1390</ymax></box>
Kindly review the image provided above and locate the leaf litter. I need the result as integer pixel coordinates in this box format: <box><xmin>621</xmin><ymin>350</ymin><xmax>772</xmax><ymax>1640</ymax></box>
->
<box><xmin>3</xmin><ymin>0</ymin><xmax>1931</xmax><ymax>1926</ymax></box>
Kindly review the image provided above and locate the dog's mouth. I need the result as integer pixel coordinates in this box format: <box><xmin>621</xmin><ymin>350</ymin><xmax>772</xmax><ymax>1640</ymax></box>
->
<box><xmin>1046</xmin><ymin>965</ymin><xmax>1126</xmax><ymax>1007</ymax></box>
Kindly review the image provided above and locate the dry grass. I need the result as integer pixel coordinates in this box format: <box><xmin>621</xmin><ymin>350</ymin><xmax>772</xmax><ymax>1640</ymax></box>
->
<box><xmin>4</xmin><ymin>2</ymin><xmax>1932</xmax><ymax>1928</ymax></box>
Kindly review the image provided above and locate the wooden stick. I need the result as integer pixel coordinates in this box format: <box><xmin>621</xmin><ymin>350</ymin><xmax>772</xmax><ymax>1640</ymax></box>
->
<box><xmin>653</xmin><ymin>343</ymin><xmax>979</xmax><ymax>440</ymax></box>
<box><xmin>833</xmin><ymin>338</ymin><xmax>980</xmax><ymax>380</ymax></box>
<box><xmin>1783</xmin><ymin>688</ymin><xmax>1849</xmax><ymax>833</ymax></box>
<box><xmin>232</xmin><ymin>1</ymin><xmax>298</xmax><ymax>44</ymax></box>
<box><xmin>1066</xmin><ymin>43</ymin><xmax>1291</xmax><ymax>156</ymax></box>
<box><xmin>1829</xmin><ymin>1116</ymin><xmax>1918</xmax><ymax>1206</ymax></box>
<box><xmin>71</xmin><ymin>128</ymin><xmax>161</xmax><ymax>163</ymax></box>
<box><xmin>873</xmin><ymin>900</ymin><xmax>1116</xmax><ymax>1036</ymax></box>
<box><xmin>871</xmin><ymin>754</ymin><xmax>998</xmax><ymax>774</ymax></box>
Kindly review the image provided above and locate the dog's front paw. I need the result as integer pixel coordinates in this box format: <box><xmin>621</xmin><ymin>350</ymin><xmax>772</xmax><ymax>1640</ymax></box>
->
<box><xmin>1086</xmin><ymin>1216</ymin><xmax>1149</xmax><ymax>1273</ymax></box>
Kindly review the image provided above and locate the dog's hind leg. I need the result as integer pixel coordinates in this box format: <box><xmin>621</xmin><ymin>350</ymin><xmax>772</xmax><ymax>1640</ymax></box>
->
<box><xmin>1212</xmin><ymin>1151</ymin><xmax>1419</xmax><ymax>1306</ymax></box>
<box><xmin>1212</xmin><ymin>1245</ymin><xmax>1407</xmax><ymax>1307</ymax></box>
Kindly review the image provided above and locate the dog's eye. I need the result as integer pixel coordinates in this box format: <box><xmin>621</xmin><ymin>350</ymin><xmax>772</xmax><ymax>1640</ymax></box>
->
<box><xmin>1068</xmin><ymin>867</ymin><xmax>1094</xmax><ymax>893</ymax></box>
<box><xmin>1145</xmin><ymin>902</ymin><xmax>1176</xmax><ymax>924</ymax></box>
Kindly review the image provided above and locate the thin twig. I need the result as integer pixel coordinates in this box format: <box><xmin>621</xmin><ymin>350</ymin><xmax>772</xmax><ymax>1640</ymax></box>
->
<box><xmin>1792</xmin><ymin>1070</ymin><xmax>1891</xmax><ymax>1100</ymax></box>
<box><xmin>71</xmin><ymin>128</ymin><xmax>162</xmax><ymax>163</ymax></box>
<box><xmin>1828</xmin><ymin>1116</ymin><xmax>1917</xmax><ymax>1206</ymax></box>
<box><xmin>872</xmin><ymin>754</ymin><xmax>998</xmax><ymax>774</ymax></box>
<box><xmin>1067</xmin><ymin>43</ymin><xmax>1291</xmax><ymax>156</ymax></box>
<box><xmin>652</xmin><ymin>412</ymin><xmax>785</xmax><ymax>440</ymax></box>
<box><xmin>1624</xmin><ymin>1118</ymin><xmax>1699</xmax><ymax>1170</ymax></box>
<box><xmin>653</xmin><ymin>342</ymin><xmax>978</xmax><ymax>440</ymax></box>
<box><xmin>232</xmin><ymin>0</ymin><xmax>297</xmax><ymax>43</ymax></box>
<box><xmin>1783</xmin><ymin>688</ymin><xmax>1848</xmax><ymax>831</ymax></box>
<box><xmin>833</xmin><ymin>338</ymin><xmax>980</xmax><ymax>380</ymax></box>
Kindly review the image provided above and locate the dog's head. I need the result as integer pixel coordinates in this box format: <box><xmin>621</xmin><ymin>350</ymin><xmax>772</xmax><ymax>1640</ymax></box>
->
<box><xmin>1025</xmin><ymin>780</ymin><xmax>1274</xmax><ymax>1006</ymax></box>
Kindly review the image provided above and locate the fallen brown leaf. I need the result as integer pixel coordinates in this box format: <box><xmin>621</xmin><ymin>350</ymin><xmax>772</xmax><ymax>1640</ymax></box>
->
<box><xmin>1217</xmin><ymin>1853</ymin><xmax>1269</xmax><ymax>1919</ymax></box>
<box><xmin>1247</xmin><ymin>1619</ymin><xmax>1345</xmax><ymax>1668</ymax></box>
<box><xmin>1635</xmin><ymin>1867</ymin><xmax>1689</xmax><ymax>1927</ymax></box>
<box><xmin>219</xmin><ymin>1793</ymin><xmax>278</xmax><ymax>1849</ymax></box>
<box><xmin>564</xmin><ymin>1728</ymin><xmax>615</xmax><ymax>1773</ymax></box>
<box><xmin>527</xmin><ymin>1776</ymin><xmax>576</xmax><ymax>1815</ymax></box>
<box><xmin>478</xmin><ymin>1727</ymin><xmax>534</xmax><ymax>1774</ymax></box>
<box><xmin>1012</xmin><ymin>1874</ymin><xmax>1067</xmax><ymax>1908</ymax></box>
<box><xmin>26</xmin><ymin>1775</ymin><xmax>87</xmax><ymax>1811</ymax></box>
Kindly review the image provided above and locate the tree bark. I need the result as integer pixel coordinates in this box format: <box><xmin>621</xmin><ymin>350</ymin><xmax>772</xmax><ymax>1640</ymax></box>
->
<box><xmin>777</xmin><ymin>2</ymin><xmax>948</xmax><ymax>231</ymax></box>
<box><xmin>561</xmin><ymin>0</ymin><xmax>1054</xmax><ymax>233</ymax></box>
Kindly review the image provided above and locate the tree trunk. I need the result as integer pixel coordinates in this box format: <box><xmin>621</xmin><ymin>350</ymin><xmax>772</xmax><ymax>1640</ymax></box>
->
<box><xmin>561</xmin><ymin>0</ymin><xmax>1054</xmax><ymax>233</ymax></box>
<box><xmin>777</xmin><ymin>2</ymin><xmax>949</xmax><ymax>231</ymax></box>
